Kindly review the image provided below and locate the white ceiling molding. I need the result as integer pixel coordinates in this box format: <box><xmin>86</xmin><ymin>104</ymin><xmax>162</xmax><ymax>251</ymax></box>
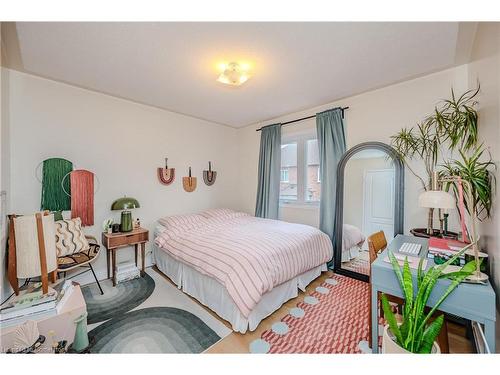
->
<box><xmin>4</xmin><ymin>22</ymin><xmax>476</xmax><ymax>128</ymax></box>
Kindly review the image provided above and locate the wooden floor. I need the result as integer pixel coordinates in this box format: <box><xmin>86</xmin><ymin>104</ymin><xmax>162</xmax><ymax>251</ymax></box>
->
<box><xmin>153</xmin><ymin>267</ymin><xmax>474</xmax><ymax>354</ymax></box>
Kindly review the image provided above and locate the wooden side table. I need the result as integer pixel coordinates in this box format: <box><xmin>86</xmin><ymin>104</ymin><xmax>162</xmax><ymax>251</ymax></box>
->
<box><xmin>101</xmin><ymin>228</ymin><xmax>149</xmax><ymax>286</ymax></box>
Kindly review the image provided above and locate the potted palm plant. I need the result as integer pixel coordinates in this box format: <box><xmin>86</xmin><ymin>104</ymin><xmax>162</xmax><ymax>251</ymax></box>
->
<box><xmin>391</xmin><ymin>86</ymin><xmax>480</xmax><ymax>236</ymax></box>
<box><xmin>381</xmin><ymin>244</ymin><xmax>477</xmax><ymax>353</ymax></box>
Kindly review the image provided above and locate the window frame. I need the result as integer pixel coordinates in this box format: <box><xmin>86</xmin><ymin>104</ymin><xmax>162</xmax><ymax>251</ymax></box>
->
<box><xmin>279</xmin><ymin>132</ymin><xmax>320</xmax><ymax>208</ymax></box>
<box><xmin>280</xmin><ymin>168</ymin><xmax>289</xmax><ymax>183</ymax></box>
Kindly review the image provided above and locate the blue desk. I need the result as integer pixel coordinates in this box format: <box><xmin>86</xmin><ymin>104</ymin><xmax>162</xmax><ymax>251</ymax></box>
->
<box><xmin>371</xmin><ymin>234</ymin><xmax>496</xmax><ymax>353</ymax></box>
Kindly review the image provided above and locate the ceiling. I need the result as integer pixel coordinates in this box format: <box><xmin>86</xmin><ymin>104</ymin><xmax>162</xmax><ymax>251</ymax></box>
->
<box><xmin>2</xmin><ymin>22</ymin><xmax>476</xmax><ymax>128</ymax></box>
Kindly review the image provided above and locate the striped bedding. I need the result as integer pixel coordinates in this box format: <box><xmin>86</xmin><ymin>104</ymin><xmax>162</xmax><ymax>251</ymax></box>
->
<box><xmin>155</xmin><ymin>210</ymin><xmax>333</xmax><ymax>318</ymax></box>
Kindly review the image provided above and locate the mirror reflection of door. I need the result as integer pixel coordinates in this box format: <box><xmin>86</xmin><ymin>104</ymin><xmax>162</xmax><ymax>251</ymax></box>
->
<box><xmin>341</xmin><ymin>149</ymin><xmax>396</xmax><ymax>277</ymax></box>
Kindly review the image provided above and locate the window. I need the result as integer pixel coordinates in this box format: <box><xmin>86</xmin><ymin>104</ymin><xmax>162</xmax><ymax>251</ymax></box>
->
<box><xmin>280</xmin><ymin>169</ymin><xmax>289</xmax><ymax>182</ymax></box>
<box><xmin>280</xmin><ymin>143</ymin><xmax>297</xmax><ymax>201</ymax></box>
<box><xmin>279</xmin><ymin>135</ymin><xmax>321</xmax><ymax>205</ymax></box>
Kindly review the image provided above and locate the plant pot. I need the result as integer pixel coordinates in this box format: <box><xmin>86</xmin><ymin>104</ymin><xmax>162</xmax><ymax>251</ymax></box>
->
<box><xmin>381</xmin><ymin>325</ymin><xmax>440</xmax><ymax>354</ymax></box>
<box><xmin>410</xmin><ymin>228</ymin><xmax>458</xmax><ymax>240</ymax></box>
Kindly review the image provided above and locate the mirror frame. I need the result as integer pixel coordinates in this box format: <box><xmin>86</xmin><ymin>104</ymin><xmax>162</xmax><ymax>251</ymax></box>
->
<box><xmin>333</xmin><ymin>141</ymin><xmax>405</xmax><ymax>282</ymax></box>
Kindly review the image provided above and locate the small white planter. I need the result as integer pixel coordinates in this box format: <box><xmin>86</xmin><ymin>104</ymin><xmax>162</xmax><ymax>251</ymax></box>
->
<box><xmin>381</xmin><ymin>325</ymin><xmax>441</xmax><ymax>354</ymax></box>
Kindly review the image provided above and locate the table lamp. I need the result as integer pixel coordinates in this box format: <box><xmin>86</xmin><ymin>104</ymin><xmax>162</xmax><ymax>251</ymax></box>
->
<box><xmin>418</xmin><ymin>189</ymin><xmax>456</xmax><ymax>236</ymax></box>
<box><xmin>111</xmin><ymin>196</ymin><xmax>140</xmax><ymax>232</ymax></box>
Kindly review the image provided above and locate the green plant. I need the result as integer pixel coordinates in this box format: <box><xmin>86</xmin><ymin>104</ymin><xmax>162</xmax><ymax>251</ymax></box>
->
<box><xmin>441</xmin><ymin>145</ymin><xmax>496</xmax><ymax>221</ymax></box>
<box><xmin>391</xmin><ymin>86</ymin><xmax>480</xmax><ymax>191</ymax></box>
<box><xmin>382</xmin><ymin>246</ymin><xmax>477</xmax><ymax>353</ymax></box>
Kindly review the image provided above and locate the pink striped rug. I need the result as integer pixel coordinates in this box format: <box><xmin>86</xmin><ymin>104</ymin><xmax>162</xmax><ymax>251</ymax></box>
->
<box><xmin>252</xmin><ymin>274</ymin><xmax>373</xmax><ymax>353</ymax></box>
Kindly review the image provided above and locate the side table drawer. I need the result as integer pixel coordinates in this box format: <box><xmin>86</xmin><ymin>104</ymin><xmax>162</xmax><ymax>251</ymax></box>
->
<box><xmin>105</xmin><ymin>231</ymin><xmax>149</xmax><ymax>248</ymax></box>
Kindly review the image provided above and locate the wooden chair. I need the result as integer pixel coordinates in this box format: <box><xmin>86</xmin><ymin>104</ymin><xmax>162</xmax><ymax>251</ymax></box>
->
<box><xmin>367</xmin><ymin>230</ymin><xmax>449</xmax><ymax>353</ymax></box>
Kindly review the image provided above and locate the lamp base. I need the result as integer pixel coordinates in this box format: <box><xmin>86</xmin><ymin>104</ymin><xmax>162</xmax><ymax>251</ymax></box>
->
<box><xmin>120</xmin><ymin>211</ymin><xmax>133</xmax><ymax>232</ymax></box>
<box><xmin>466</xmin><ymin>271</ymin><xmax>489</xmax><ymax>284</ymax></box>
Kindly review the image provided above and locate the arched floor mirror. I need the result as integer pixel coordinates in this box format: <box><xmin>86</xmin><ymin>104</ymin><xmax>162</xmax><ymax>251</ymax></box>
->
<box><xmin>333</xmin><ymin>142</ymin><xmax>404</xmax><ymax>282</ymax></box>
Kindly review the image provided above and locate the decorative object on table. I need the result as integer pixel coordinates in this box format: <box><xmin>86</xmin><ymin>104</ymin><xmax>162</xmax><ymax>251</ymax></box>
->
<box><xmin>112</xmin><ymin>223</ymin><xmax>120</xmax><ymax>233</ymax></box>
<box><xmin>63</xmin><ymin>169</ymin><xmax>97</xmax><ymax>226</ymax></box>
<box><xmin>391</xmin><ymin>86</ymin><xmax>481</xmax><ymax>235</ymax></box>
<box><xmin>203</xmin><ymin>161</ymin><xmax>217</xmax><ymax>186</ymax></box>
<box><xmin>418</xmin><ymin>171</ymin><xmax>456</xmax><ymax>236</ymax></box>
<box><xmin>102</xmin><ymin>218</ymin><xmax>113</xmax><ymax>233</ymax></box>
<box><xmin>6</xmin><ymin>321</ymin><xmax>45</xmax><ymax>354</ymax></box>
<box><xmin>56</xmin><ymin>230</ymin><xmax>103</xmax><ymax>295</ymax></box>
<box><xmin>381</xmin><ymin>243</ymin><xmax>476</xmax><ymax>353</ymax></box>
<box><xmin>111</xmin><ymin>196</ymin><xmax>140</xmax><ymax>232</ymax></box>
<box><xmin>101</xmin><ymin>228</ymin><xmax>149</xmax><ymax>287</ymax></box>
<box><xmin>157</xmin><ymin>157</ymin><xmax>175</xmax><ymax>185</ymax></box>
<box><xmin>67</xmin><ymin>312</ymin><xmax>91</xmax><ymax>353</ymax></box>
<box><xmin>39</xmin><ymin>157</ymin><xmax>73</xmax><ymax>211</ymax></box>
<box><xmin>182</xmin><ymin>167</ymin><xmax>197</xmax><ymax>192</ymax></box>
<box><xmin>7</xmin><ymin>212</ymin><xmax>58</xmax><ymax>295</ymax></box>
<box><xmin>134</xmin><ymin>218</ymin><xmax>141</xmax><ymax>229</ymax></box>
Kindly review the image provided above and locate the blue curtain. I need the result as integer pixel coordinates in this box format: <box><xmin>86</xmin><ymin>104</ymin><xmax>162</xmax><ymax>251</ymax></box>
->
<box><xmin>316</xmin><ymin>108</ymin><xmax>346</xmax><ymax>267</ymax></box>
<box><xmin>255</xmin><ymin>124</ymin><xmax>282</xmax><ymax>219</ymax></box>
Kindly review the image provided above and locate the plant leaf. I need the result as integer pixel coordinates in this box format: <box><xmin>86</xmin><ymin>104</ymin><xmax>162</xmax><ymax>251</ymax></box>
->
<box><xmin>418</xmin><ymin>315</ymin><xmax>444</xmax><ymax>353</ymax></box>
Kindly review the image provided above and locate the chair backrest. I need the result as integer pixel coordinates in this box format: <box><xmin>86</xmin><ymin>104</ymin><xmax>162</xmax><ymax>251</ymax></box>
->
<box><xmin>367</xmin><ymin>231</ymin><xmax>387</xmax><ymax>264</ymax></box>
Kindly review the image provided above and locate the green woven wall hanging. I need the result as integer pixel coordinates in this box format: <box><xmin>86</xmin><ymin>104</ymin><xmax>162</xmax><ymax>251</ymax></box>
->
<box><xmin>40</xmin><ymin>157</ymin><xmax>73</xmax><ymax>211</ymax></box>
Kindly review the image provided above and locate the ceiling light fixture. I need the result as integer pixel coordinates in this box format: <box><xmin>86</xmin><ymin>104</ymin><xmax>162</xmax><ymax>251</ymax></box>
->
<box><xmin>217</xmin><ymin>62</ymin><xmax>251</xmax><ymax>86</ymax></box>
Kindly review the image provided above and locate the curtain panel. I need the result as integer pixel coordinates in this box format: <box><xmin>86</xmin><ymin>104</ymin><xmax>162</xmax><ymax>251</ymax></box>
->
<box><xmin>255</xmin><ymin>124</ymin><xmax>282</xmax><ymax>219</ymax></box>
<box><xmin>316</xmin><ymin>108</ymin><xmax>346</xmax><ymax>267</ymax></box>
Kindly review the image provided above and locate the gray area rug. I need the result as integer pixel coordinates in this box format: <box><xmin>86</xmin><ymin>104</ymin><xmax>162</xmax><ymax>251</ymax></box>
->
<box><xmin>81</xmin><ymin>269</ymin><xmax>231</xmax><ymax>353</ymax></box>
<box><xmin>82</xmin><ymin>272</ymin><xmax>155</xmax><ymax>324</ymax></box>
<box><xmin>88</xmin><ymin>307</ymin><xmax>221</xmax><ymax>353</ymax></box>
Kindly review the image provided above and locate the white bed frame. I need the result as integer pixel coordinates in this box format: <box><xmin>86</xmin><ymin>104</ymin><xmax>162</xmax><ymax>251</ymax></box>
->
<box><xmin>153</xmin><ymin>242</ymin><xmax>327</xmax><ymax>333</ymax></box>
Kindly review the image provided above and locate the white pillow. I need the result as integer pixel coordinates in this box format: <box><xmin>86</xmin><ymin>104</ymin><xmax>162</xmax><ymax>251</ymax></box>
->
<box><xmin>200</xmin><ymin>208</ymin><xmax>238</xmax><ymax>220</ymax></box>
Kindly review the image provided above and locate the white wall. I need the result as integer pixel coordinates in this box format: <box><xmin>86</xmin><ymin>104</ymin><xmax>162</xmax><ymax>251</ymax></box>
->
<box><xmin>0</xmin><ymin>25</ymin><xmax>12</xmax><ymax>302</ymax></box>
<box><xmin>3</xmin><ymin>68</ymin><xmax>239</xmax><ymax>285</ymax></box>
<box><xmin>467</xmin><ymin>23</ymin><xmax>500</xmax><ymax>348</ymax></box>
<box><xmin>236</xmin><ymin>65</ymin><xmax>470</xmax><ymax>235</ymax></box>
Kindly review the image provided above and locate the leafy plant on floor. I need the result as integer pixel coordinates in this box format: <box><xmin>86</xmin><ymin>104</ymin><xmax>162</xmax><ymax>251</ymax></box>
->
<box><xmin>381</xmin><ymin>245</ymin><xmax>477</xmax><ymax>353</ymax></box>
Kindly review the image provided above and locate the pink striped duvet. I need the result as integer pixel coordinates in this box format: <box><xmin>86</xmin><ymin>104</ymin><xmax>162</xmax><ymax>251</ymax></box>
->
<box><xmin>155</xmin><ymin>212</ymin><xmax>333</xmax><ymax>318</ymax></box>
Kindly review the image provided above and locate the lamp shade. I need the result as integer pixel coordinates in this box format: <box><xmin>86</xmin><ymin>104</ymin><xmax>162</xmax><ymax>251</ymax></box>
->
<box><xmin>111</xmin><ymin>197</ymin><xmax>140</xmax><ymax>210</ymax></box>
<box><xmin>13</xmin><ymin>214</ymin><xmax>57</xmax><ymax>278</ymax></box>
<box><xmin>418</xmin><ymin>190</ymin><xmax>456</xmax><ymax>209</ymax></box>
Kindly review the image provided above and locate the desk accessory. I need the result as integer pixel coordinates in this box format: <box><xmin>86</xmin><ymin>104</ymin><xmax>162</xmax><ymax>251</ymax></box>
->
<box><xmin>111</xmin><ymin>196</ymin><xmax>140</xmax><ymax>232</ymax></box>
<box><xmin>182</xmin><ymin>167</ymin><xmax>197</xmax><ymax>192</ymax></box>
<box><xmin>157</xmin><ymin>157</ymin><xmax>175</xmax><ymax>185</ymax></box>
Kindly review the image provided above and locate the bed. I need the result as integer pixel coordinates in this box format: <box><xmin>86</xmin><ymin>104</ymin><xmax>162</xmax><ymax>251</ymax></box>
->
<box><xmin>341</xmin><ymin>224</ymin><xmax>366</xmax><ymax>262</ymax></box>
<box><xmin>153</xmin><ymin>209</ymin><xmax>333</xmax><ymax>333</ymax></box>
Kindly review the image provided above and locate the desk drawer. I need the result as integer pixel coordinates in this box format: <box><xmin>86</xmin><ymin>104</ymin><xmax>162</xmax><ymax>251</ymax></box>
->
<box><xmin>106</xmin><ymin>231</ymin><xmax>148</xmax><ymax>248</ymax></box>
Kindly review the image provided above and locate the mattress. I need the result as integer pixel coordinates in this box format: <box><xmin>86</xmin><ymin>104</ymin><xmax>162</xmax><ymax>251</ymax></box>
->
<box><xmin>154</xmin><ymin>243</ymin><xmax>326</xmax><ymax>333</ymax></box>
<box><xmin>155</xmin><ymin>212</ymin><xmax>333</xmax><ymax>318</ymax></box>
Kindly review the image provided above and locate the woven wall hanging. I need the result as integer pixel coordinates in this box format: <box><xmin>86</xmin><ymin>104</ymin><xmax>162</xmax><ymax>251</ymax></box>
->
<box><xmin>182</xmin><ymin>167</ymin><xmax>197</xmax><ymax>192</ymax></box>
<box><xmin>157</xmin><ymin>158</ymin><xmax>175</xmax><ymax>185</ymax></box>
<box><xmin>203</xmin><ymin>161</ymin><xmax>217</xmax><ymax>186</ymax></box>
<box><xmin>39</xmin><ymin>157</ymin><xmax>73</xmax><ymax>211</ymax></box>
<box><xmin>62</xmin><ymin>169</ymin><xmax>97</xmax><ymax>227</ymax></box>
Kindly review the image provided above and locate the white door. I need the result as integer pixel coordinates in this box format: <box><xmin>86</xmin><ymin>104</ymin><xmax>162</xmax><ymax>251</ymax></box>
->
<box><xmin>362</xmin><ymin>169</ymin><xmax>395</xmax><ymax>242</ymax></box>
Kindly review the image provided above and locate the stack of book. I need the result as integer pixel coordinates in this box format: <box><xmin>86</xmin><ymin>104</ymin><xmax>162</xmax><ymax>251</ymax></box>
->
<box><xmin>427</xmin><ymin>237</ymin><xmax>467</xmax><ymax>266</ymax></box>
<box><xmin>116</xmin><ymin>261</ymin><xmax>140</xmax><ymax>283</ymax></box>
<box><xmin>0</xmin><ymin>280</ymin><xmax>74</xmax><ymax>329</ymax></box>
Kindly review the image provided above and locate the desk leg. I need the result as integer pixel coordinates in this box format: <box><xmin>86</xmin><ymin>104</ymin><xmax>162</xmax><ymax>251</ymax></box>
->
<box><xmin>135</xmin><ymin>244</ymin><xmax>138</xmax><ymax>267</ymax></box>
<box><xmin>141</xmin><ymin>243</ymin><xmax>145</xmax><ymax>276</ymax></box>
<box><xmin>484</xmin><ymin>319</ymin><xmax>496</xmax><ymax>353</ymax></box>
<box><xmin>112</xmin><ymin>249</ymin><xmax>117</xmax><ymax>287</ymax></box>
<box><xmin>371</xmin><ymin>286</ymin><xmax>379</xmax><ymax>353</ymax></box>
